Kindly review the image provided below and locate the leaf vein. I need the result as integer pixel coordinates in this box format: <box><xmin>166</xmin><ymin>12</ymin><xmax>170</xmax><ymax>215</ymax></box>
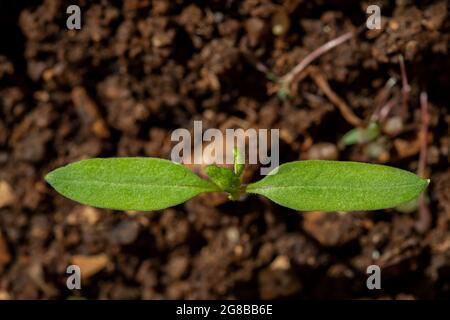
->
<box><xmin>248</xmin><ymin>183</ymin><xmax>421</xmax><ymax>192</ymax></box>
<box><xmin>54</xmin><ymin>178</ymin><xmax>214</xmax><ymax>190</ymax></box>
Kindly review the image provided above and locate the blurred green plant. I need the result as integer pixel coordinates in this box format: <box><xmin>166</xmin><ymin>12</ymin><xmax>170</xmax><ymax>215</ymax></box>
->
<box><xmin>340</xmin><ymin>122</ymin><xmax>380</xmax><ymax>146</ymax></box>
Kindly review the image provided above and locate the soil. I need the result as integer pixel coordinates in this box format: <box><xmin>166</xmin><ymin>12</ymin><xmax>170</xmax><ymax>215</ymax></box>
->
<box><xmin>0</xmin><ymin>0</ymin><xmax>449</xmax><ymax>299</ymax></box>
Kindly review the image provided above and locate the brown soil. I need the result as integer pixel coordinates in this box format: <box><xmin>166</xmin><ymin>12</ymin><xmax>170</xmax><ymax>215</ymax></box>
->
<box><xmin>0</xmin><ymin>0</ymin><xmax>449</xmax><ymax>299</ymax></box>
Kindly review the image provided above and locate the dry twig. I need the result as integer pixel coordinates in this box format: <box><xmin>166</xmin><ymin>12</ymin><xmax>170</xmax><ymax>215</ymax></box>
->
<box><xmin>418</xmin><ymin>92</ymin><xmax>429</xmax><ymax>178</ymax></box>
<box><xmin>416</xmin><ymin>92</ymin><xmax>431</xmax><ymax>233</ymax></box>
<box><xmin>279</xmin><ymin>27</ymin><xmax>363</xmax><ymax>90</ymax></box>
<box><xmin>242</xmin><ymin>50</ymin><xmax>274</xmax><ymax>78</ymax></box>
<box><xmin>399</xmin><ymin>55</ymin><xmax>411</xmax><ymax>117</ymax></box>
<box><xmin>378</xmin><ymin>95</ymin><xmax>400</xmax><ymax>123</ymax></box>
<box><xmin>370</xmin><ymin>77</ymin><xmax>397</xmax><ymax>123</ymax></box>
<box><xmin>309</xmin><ymin>67</ymin><xmax>363</xmax><ymax>127</ymax></box>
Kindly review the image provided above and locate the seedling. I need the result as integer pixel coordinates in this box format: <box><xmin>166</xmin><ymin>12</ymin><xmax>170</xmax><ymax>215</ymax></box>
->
<box><xmin>45</xmin><ymin>148</ymin><xmax>429</xmax><ymax>212</ymax></box>
<box><xmin>339</xmin><ymin>122</ymin><xmax>380</xmax><ymax>146</ymax></box>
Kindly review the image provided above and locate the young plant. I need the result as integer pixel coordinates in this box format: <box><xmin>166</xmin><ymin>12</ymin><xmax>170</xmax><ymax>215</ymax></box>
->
<box><xmin>45</xmin><ymin>149</ymin><xmax>429</xmax><ymax>212</ymax></box>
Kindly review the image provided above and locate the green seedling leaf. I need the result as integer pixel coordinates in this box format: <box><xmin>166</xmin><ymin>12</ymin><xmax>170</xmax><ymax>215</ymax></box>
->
<box><xmin>246</xmin><ymin>160</ymin><xmax>429</xmax><ymax>211</ymax></box>
<box><xmin>45</xmin><ymin>158</ymin><xmax>219</xmax><ymax>211</ymax></box>
<box><xmin>395</xmin><ymin>194</ymin><xmax>429</xmax><ymax>214</ymax></box>
<box><xmin>206</xmin><ymin>165</ymin><xmax>240</xmax><ymax>199</ymax></box>
<box><xmin>265</xmin><ymin>72</ymin><xmax>278</xmax><ymax>82</ymax></box>
<box><xmin>277</xmin><ymin>81</ymin><xmax>292</xmax><ymax>100</ymax></box>
<box><xmin>395</xmin><ymin>197</ymin><xmax>419</xmax><ymax>214</ymax></box>
<box><xmin>340</xmin><ymin>122</ymin><xmax>380</xmax><ymax>146</ymax></box>
<box><xmin>233</xmin><ymin>147</ymin><xmax>245</xmax><ymax>177</ymax></box>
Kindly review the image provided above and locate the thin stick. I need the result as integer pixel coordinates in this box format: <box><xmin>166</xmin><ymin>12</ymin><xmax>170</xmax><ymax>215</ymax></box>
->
<box><xmin>242</xmin><ymin>50</ymin><xmax>273</xmax><ymax>77</ymax></box>
<box><xmin>378</xmin><ymin>95</ymin><xmax>400</xmax><ymax>123</ymax></box>
<box><xmin>416</xmin><ymin>92</ymin><xmax>431</xmax><ymax>233</ymax></box>
<box><xmin>309</xmin><ymin>67</ymin><xmax>363</xmax><ymax>127</ymax></box>
<box><xmin>370</xmin><ymin>77</ymin><xmax>397</xmax><ymax>123</ymax></box>
<box><xmin>399</xmin><ymin>55</ymin><xmax>411</xmax><ymax>117</ymax></box>
<box><xmin>418</xmin><ymin>92</ymin><xmax>429</xmax><ymax>178</ymax></box>
<box><xmin>279</xmin><ymin>27</ymin><xmax>362</xmax><ymax>87</ymax></box>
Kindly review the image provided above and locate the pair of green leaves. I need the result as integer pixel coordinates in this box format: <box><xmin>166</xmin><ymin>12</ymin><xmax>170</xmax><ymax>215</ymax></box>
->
<box><xmin>45</xmin><ymin>157</ymin><xmax>428</xmax><ymax>212</ymax></box>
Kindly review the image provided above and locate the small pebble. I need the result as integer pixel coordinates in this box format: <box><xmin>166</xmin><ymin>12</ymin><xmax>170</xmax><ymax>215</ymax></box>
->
<box><xmin>306</xmin><ymin>143</ymin><xmax>338</xmax><ymax>160</ymax></box>
<box><xmin>0</xmin><ymin>181</ymin><xmax>15</xmax><ymax>208</ymax></box>
<box><xmin>71</xmin><ymin>254</ymin><xmax>110</xmax><ymax>280</ymax></box>
<box><xmin>271</xmin><ymin>7</ymin><xmax>290</xmax><ymax>36</ymax></box>
<box><xmin>383</xmin><ymin>116</ymin><xmax>403</xmax><ymax>136</ymax></box>
<box><xmin>270</xmin><ymin>255</ymin><xmax>290</xmax><ymax>271</ymax></box>
<box><xmin>109</xmin><ymin>220</ymin><xmax>140</xmax><ymax>245</ymax></box>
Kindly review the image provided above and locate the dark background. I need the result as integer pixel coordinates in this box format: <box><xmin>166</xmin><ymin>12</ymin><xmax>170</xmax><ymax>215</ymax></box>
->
<box><xmin>0</xmin><ymin>0</ymin><xmax>449</xmax><ymax>299</ymax></box>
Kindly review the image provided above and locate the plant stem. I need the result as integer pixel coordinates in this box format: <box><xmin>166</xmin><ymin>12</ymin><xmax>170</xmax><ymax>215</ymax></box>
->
<box><xmin>416</xmin><ymin>92</ymin><xmax>431</xmax><ymax>233</ymax></box>
<box><xmin>399</xmin><ymin>55</ymin><xmax>411</xmax><ymax>118</ymax></box>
